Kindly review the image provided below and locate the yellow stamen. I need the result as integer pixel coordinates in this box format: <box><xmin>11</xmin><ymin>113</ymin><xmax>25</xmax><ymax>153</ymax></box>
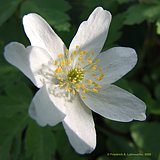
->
<box><xmin>92</xmin><ymin>65</ymin><xmax>97</xmax><ymax>71</ymax></box>
<box><xmin>87</xmin><ymin>79</ymin><xmax>93</xmax><ymax>84</ymax></box>
<box><xmin>93</xmin><ymin>88</ymin><xmax>98</xmax><ymax>93</ymax></box>
<box><xmin>96</xmin><ymin>59</ymin><xmax>101</xmax><ymax>63</ymax></box>
<box><xmin>75</xmin><ymin>84</ymin><xmax>81</xmax><ymax>89</ymax></box>
<box><xmin>60</xmin><ymin>61</ymin><xmax>65</xmax><ymax>66</ymax></box>
<box><xmin>58</xmin><ymin>53</ymin><xmax>64</xmax><ymax>58</ymax></box>
<box><xmin>90</xmin><ymin>52</ymin><xmax>95</xmax><ymax>55</ymax></box>
<box><xmin>80</xmin><ymin>51</ymin><xmax>84</xmax><ymax>55</ymax></box>
<box><xmin>72</xmin><ymin>90</ymin><xmax>76</xmax><ymax>95</ymax></box>
<box><xmin>78</xmin><ymin>56</ymin><xmax>83</xmax><ymax>61</ymax></box>
<box><xmin>99</xmin><ymin>68</ymin><xmax>103</xmax><ymax>72</ymax></box>
<box><xmin>65</xmin><ymin>49</ymin><xmax>69</xmax><ymax>55</ymax></box>
<box><xmin>55</xmin><ymin>67</ymin><xmax>62</xmax><ymax>73</ymax></box>
<box><xmin>76</xmin><ymin>45</ymin><xmax>79</xmax><ymax>49</ymax></box>
<box><xmin>54</xmin><ymin>60</ymin><xmax>58</xmax><ymax>65</ymax></box>
<box><xmin>81</xmin><ymin>84</ymin><xmax>85</xmax><ymax>89</ymax></box>
<box><xmin>88</xmin><ymin>59</ymin><xmax>92</xmax><ymax>65</ymax></box>
<box><xmin>81</xmin><ymin>96</ymin><xmax>86</xmax><ymax>99</ymax></box>
<box><xmin>67</xmin><ymin>88</ymin><xmax>71</xmax><ymax>92</ymax></box>
<box><xmin>83</xmin><ymin>51</ymin><xmax>88</xmax><ymax>55</ymax></box>
<box><xmin>73</xmin><ymin>51</ymin><xmax>77</xmax><ymax>55</ymax></box>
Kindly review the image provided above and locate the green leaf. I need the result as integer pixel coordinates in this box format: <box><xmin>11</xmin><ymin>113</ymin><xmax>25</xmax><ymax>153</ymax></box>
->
<box><xmin>11</xmin><ymin>133</ymin><xmax>22</xmax><ymax>160</ymax></box>
<box><xmin>96</xmin><ymin>156</ymin><xmax>110</xmax><ymax>160</ymax></box>
<box><xmin>155</xmin><ymin>84</ymin><xmax>160</xmax><ymax>99</ymax></box>
<box><xmin>156</xmin><ymin>19</ymin><xmax>160</xmax><ymax>35</ymax></box>
<box><xmin>129</xmin><ymin>81</ymin><xmax>160</xmax><ymax>115</ymax></box>
<box><xmin>130</xmin><ymin>81</ymin><xmax>152</xmax><ymax>106</ymax></box>
<box><xmin>0</xmin><ymin>0</ymin><xmax>22</xmax><ymax>26</ymax></box>
<box><xmin>5</xmin><ymin>81</ymin><xmax>33</xmax><ymax>104</ymax></box>
<box><xmin>124</xmin><ymin>4</ymin><xmax>160</xmax><ymax>25</ymax></box>
<box><xmin>20</xmin><ymin>0</ymin><xmax>71</xmax><ymax>31</ymax></box>
<box><xmin>148</xmin><ymin>100</ymin><xmax>160</xmax><ymax>115</ymax></box>
<box><xmin>104</xmin><ymin>119</ymin><xmax>131</xmax><ymax>133</ymax></box>
<box><xmin>115</xmin><ymin>78</ymin><xmax>132</xmax><ymax>92</ymax></box>
<box><xmin>124</xmin><ymin>4</ymin><xmax>148</xmax><ymax>25</ymax></box>
<box><xmin>105</xmin><ymin>13</ymin><xmax>125</xmax><ymax>48</ymax></box>
<box><xmin>151</xmin><ymin>67</ymin><xmax>160</xmax><ymax>83</ymax></box>
<box><xmin>107</xmin><ymin>134</ymin><xmax>137</xmax><ymax>153</ymax></box>
<box><xmin>0</xmin><ymin>138</ymin><xmax>12</xmax><ymax>160</ymax></box>
<box><xmin>25</xmin><ymin>121</ymin><xmax>56</xmax><ymax>160</ymax></box>
<box><xmin>55</xmin><ymin>124</ymin><xmax>86</xmax><ymax>160</ymax></box>
<box><xmin>0</xmin><ymin>113</ymin><xmax>28</xmax><ymax>160</ymax></box>
<box><xmin>82</xmin><ymin>0</ymin><xmax>117</xmax><ymax>10</ymax></box>
<box><xmin>117</xmin><ymin>0</ymin><xmax>129</xmax><ymax>4</ymax></box>
<box><xmin>0</xmin><ymin>81</ymin><xmax>33</xmax><ymax>118</ymax></box>
<box><xmin>131</xmin><ymin>122</ymin><xmax>160</xmax><ymax>158</ymax></box>
<box><xmin>79</xmin><ymin>0</ymin><xmax>118</xmax><ymax>28</ymax></box>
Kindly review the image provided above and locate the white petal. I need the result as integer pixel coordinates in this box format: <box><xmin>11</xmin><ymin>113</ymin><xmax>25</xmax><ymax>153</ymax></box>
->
<box><xmin>69</xmin><ymin>7</ymin><xmax>111</xmax><ymax>67</ymax></box>
<box><xmin>29</xmin><ymin>85</ymin><xmax>66</xmax><ymax>126</ymax></box>
<box><xmin>85</xmin><ymin>47</ymin><xmax>137</xmax><ymax>85</ymax></box>
<box><xmin>23</xmin><ymin>13</ymin><xmax>66</xmax><ymax>59</ymax></box>
<box><xmin>80</xmin><ymin>85</ymin><xmax>146</xmax><ymax>122</ymax></box>
<box><xmin>4</xmin><ymin>42</ymin><xmax>53</xmax><ymax>88</ymax></box>
<box><xmin>62</xmin><ymin>94</ymin><xmax>96</xmax><ymax>154</ymax></box>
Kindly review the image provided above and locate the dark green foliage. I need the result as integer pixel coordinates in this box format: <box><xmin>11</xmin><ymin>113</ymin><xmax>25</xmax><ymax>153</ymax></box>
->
<box><xmin>0</xmin><ymin>0</ymin><xmax>160</xmax><ymax>160</ymax></box>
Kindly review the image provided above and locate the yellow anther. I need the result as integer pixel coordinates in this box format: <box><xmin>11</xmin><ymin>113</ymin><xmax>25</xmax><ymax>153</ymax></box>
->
<box><xmin>72</xmin><ymin>90</ymin><xmax>76</xmax><ymax>95</ymax></box>
<box><xmin>82</xmin><ymin>90</ymin><xmax>86</xmax><ymax>94</ymax></box>
<box><xmin>58</xmin><ymin>53</ymin><xmax>64</xmax><ymax>58</ymax></box>
<box><xmin>78</xmin><ymin>56</ymin><xmax>83</xmax><ymax>61</ymax></box>
<box><xmin>99</xmin><ymin>68</ymin><xmax>103</xmax><ymax>72</ymax></box>
<box><xmin>83</xmin><ymin>51</ymin><xmax>88</xmax><ymax>55</ymax></box>
<box><xmin>87</xmin><ymin>79</ymin><xmax>93</xmax><ymax>84</ymax></box>
<box><xmin>75</xmin><ymin>84</ymin><xmax>81</xmax><ymax>89</ymax></box>
<box><xmin>92</xmin><ymin>88</ymin><xmax>98</xmax><ymax>93</ymax></box>
<box><xmin>92</xmin><ymin>73</ymin><xmax>96</xmax><ymax>77</ymax></box>
<box><xmin>57</xmin><ymin>76</ymin><xmax>64</xmax><ymax>82</ymax></box>
<box><xmin>66</xmin><ymin>82</ymin><xmax>69</xmax><ymax>86</ymax></box>
<box><xmin>81</xmin><ymin>96</ymin><xmax>86</xmax><ymax>99</ymax></box>
<box><xmin>100</xmin><ymin>74</ymin><xmax>104</xmax><ymax>77</ymax></box>
<box><xmin>67</xmin><ymin>88</ymin><xmax>71</xmax><ymax>92</ymax></box>
<box><xmin>92</xmin><ymin>65</ymin><xmax>97</xmax><ymax>71</ymax></box>
<box><xmin>73</xmin><ymin>51</ymin><xmax>77</xmax><ymax>55</ymax></box>
<box><xmin>96</xmin><ymin>77</ymin><xmax>103</xmax><ymax>81</ymax></box>
<box><xmin>97</xmin><ymin>85</ymin><xmax>102</xmax><ymax>89</ymax></box>
<box><xmin>90</xmin><ymin>52</ymin><xmax>95</xmax><ymax>55</ymax></box>
<box><xmin>96</xmin><ymin>59</ymin><xmax>101</xmax><ymax>63</ymax></box>
<box><xmin>94</xmin><ymin>83</ymin><xmax>102</xmax><ymax>89</ymax></box>
<box><xmin>70</xmin><ymin>55</ymin><xmax>73</xmax><ymax>60</ymax></box>
<box><xmin>76</xmin><ymin>45</ymin><xmax>80</xmax><ymax>49</ymax></box>
<box><xmin>54</xmin><ymin>60</ymin><xmax>58</xmax><ymax>65</ymax></box>
<box><xmin>81</xmin><ymin>84</ymin><xmax>85</xmax><ymax>89</ymax></box>
<box><xmin>81</xmin><ymin>60</ymin><xmax>85</xmax><ymax>64</ymax></box>
<box><xmin>60</xmin><ymin>61</ymin><xmax>65</xmax><ymax>66</ymax></box>
<box><xmin>72</xmin><ymin>79</ymin><xmax>77</xmax><ymax>83</ymax></box>
<box><xmin>66</xmin><ymin>59</ymin><xmax>71</xmax><ymax>65</ymax></box>
<box><xmin>55</xmin><ymin>67</ymin><xmax>62</xmax><ymax>73</ymax></box>
<box><xmin>65</xmin><ymin>49</ymin><xmax>69</xmax><ymax>55</ymax></box>
<box><xmin>88</xmin><ymin>59</ymin><xmax>92</xmax><ymax>65</ymax></box>
<box><xmin>80</xmin><ymin>51</ymin><xmax>84</xmax><ymax>55</ymax></box>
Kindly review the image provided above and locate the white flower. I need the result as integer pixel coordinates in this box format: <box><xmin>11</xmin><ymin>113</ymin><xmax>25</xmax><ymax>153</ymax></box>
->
<box><xmin>4</xmin><ymin>7</ymin><xmax>146</xmax><ymax>154</ymax></box>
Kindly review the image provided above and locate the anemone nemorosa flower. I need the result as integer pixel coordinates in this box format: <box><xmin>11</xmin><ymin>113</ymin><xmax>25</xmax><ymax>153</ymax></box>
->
<box><xmin>4</xmin><ymin>7</ymin><xmax>146</xmax><ymax>154</ymax></box>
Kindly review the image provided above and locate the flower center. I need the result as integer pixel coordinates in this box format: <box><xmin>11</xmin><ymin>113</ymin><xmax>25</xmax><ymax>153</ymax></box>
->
<box><xmin>67</xmin><ymin>67</ymin><xmax>84</xmax><ymax>83</ymax></box>
<box><xmin>41</xmin><ymin>45</ymin><xmax>105</xmax><ymax>99</ymax></box>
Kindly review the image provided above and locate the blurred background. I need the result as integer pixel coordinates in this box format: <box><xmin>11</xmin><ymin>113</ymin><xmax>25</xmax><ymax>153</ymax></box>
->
<box><xmin>0</xmin><ymin>0</ymin><xmax>160</xmax><ymax>160</ymax></box>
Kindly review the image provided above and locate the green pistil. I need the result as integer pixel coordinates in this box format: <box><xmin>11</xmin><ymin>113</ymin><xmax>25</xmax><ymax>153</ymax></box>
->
<box><xmin>67</xmin><ymin>67</ymin><xmax>84</xmax><ymax>83</ymax></box>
